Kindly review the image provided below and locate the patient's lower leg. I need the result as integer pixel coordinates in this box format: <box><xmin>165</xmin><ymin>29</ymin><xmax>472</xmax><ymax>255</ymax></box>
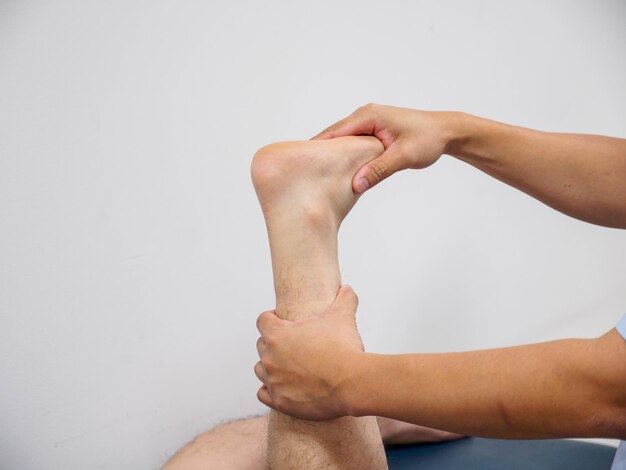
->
<box><xmin>251</xmin><ymin>136</ymin><xmax>388</xmax><ymax>469</ymax></box>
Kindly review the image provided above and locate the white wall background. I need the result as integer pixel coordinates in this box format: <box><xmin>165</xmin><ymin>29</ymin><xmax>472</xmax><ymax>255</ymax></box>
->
<box><xmin>1</xmin><ymin>1</ymin><xmax>625</xmax><ymax>468</ymax></box>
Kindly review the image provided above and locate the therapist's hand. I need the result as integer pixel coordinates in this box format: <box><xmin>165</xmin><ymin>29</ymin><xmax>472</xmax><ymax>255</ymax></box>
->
<box><xmin>254</xmin><ymin>285</ymin><xmax>364</xmax><ymax>420</ymax></box>
<box><xmin>313</xmin><ymin>104</ymin><xmax>460</xmax><ymax>193</ymax></box>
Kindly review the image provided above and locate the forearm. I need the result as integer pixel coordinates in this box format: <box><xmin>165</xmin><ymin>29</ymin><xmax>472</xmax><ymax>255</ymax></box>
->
<box><xmin>449</xmin><ymin>113</ymin><xmax>626</xmax><ymax>228</ymax></box>
<box><xmin>349</xmin><ymin>330</ymin><xmax>626</xmax><ymax>439</ymax></box>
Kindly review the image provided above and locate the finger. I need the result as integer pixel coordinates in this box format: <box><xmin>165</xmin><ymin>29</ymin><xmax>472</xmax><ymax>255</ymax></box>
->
<box><xmin>254</xmin><ymin>361</ymin><xmax>267</xmax><ymax>384</ymax></box>
<box><xmin>257</xmin><ymin>385</ymin><xmax>273</xmax><ymax>408</ymax></box>
<box><xmin>256</xmin><ymin>336</ymin><xmax>266</xmax><ymax>357</ymax></box>
<box><xmin>352</xmin><ymin>144</ymin><xmax>407</xmax><ymax>194</ymax></box>
<box><xmin>256</xmin><ymin>310</ymin><xmax>280</xmax><ymax>335</ymax></box>
<box><xmin>311</xmin><ymin>113</ymin><xmax>376</xmax><ymax>140</ymax></box>
<box><xmin>329</xmin><ymin>285</ymin><xmax>359</xmax><ymax>317</ymax></box>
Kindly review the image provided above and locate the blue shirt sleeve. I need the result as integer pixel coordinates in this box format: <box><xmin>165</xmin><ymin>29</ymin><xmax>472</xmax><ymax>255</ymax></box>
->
<box><xmin>617</xmin><ymin>313</ymin><xmax>626</xmax><ymax>340</ymax></box>
<box><xmin>610</xmin><ymin>314</ymin><xmax>626</xmax><ymax>470</ymax></box>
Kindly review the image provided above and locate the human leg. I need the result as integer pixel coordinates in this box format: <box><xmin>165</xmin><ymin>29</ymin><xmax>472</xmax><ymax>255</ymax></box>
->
<box><xmin>166</xmin><ymin>136</ymin><xmax>464</xmax><ymax>469</ymax></box>
<box><xmin>162</xmin><ymin>415</ymin><xmax>268</xmax><ymax>470</ymax></box>
<box><xmin>251</xmin><ymin>136</ymin><xmax>387</xmax><ymax>469</ymax></box>
<box><xmin>162</xmin><ymin>415</ymin><xmax>462</xmax><ymax>469</ymax></box>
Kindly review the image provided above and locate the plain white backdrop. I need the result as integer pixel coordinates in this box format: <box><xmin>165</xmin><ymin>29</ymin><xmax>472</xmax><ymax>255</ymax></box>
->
<box><xmin>1</xmin><ymin>1</ymin><xmax>625</xmax><ymax>468</ymax></box>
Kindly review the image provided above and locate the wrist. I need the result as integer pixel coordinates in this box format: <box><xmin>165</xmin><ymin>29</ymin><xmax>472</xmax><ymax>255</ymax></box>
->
<box><xmin>340</xmin><ymin>352</ymin><xmax>379</xmax><ymax>418</ymax></box>
<box><xmin>443</xmin><ymin>111</ymin><xmax>479</xmax><ymax>159</ymax></box>
<box><xmin>446</xmin><ymin>112</ymin><xmax>515</xmax><ymax>168</ymax></box>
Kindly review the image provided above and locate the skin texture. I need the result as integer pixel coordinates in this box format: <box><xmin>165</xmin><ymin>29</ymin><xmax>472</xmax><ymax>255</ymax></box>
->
<box><xmin>250</xmin><ymin>136</ymin><xmax>388</xmax><ymax>469</ymax></box>
<box><xmin>163</xmin><ymin>416</ymin><xmax>268</xmax><ymax>470</ymax></box>
<box><xmin>314</xmin><ymin>104</ymin><xmax>626</xmax><ymax>228</ymax></box>
<box><xmin>162</xmin><ymin>135</ymin><xmax>461</xmax><ymax>470</ymax></box>
<box><xmin>165</xmin><ymin>105</ymin><xmax>626</xmax><ymax>467</ymax></box>
<box><xmin>254</xmin><ymin>105</ymin><xmax>626</xmax><ymax>438</ymax></box>
<box><xmin>256</xmin><ymin>285</ymin><xmax>364</xmax><ymax>420</ymax></box>
<box><xmin>257</xmin><ymin>297</ymin><xmax>626</xmax><ymax>438</ymax></box>
<box><xmin>354</xmin><ymin>330</ymin><xmax>626</xmax><ymax>439</ymax></box>
<box><xmin>161</xmin><ymin>416</ymin><xmax>461</xmax><ymax>470</ymax></box>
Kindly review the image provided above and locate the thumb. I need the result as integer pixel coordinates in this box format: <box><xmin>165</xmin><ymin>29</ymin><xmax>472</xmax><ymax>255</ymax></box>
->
<box><xmin>352</xmin><ymin>144</ymin><xmax>406</xmax><ymax>194</ymax></box>
<box><xmin>328</xmin><ymin>285</ymin><xmax>359</xmax><ymax>318</ymax></box>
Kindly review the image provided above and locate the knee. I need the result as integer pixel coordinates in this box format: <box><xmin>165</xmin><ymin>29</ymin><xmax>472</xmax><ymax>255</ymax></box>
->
<box><xmin>161</xmin><ymin>432</ymin><xmax>208</xmax><ymax>470</ymax></box>
<box><xmin>161</xmin><ymin>416</ymin><xmax>269</xmax><ymax>470</ymax></box>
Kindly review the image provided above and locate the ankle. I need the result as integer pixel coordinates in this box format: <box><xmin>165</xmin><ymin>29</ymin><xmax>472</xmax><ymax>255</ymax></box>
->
<box><xmin>251</xmin><ymin>144</ymin><xmax>341</xmax><ymax>230</ymax></box>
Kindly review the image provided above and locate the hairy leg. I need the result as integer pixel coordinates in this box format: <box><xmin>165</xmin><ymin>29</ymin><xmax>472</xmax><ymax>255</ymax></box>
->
<box><xmin>162</xmin><ymin>415</ymin><xmax>463</xmax><ymax>469</ymax></box>
<box><xmin>251</xmin><ymin>137</ymin><xmax>387</xmax><ymax>469</ymax></box>
<box><xmin>162</xmin><ymin>416</ymin><xmax>267</xmax><ymax>470</ymax></box>
<box><xmin>164</xmin><ymin>136</ymin><xmax>463</xmax><ymax>469</ymax></box>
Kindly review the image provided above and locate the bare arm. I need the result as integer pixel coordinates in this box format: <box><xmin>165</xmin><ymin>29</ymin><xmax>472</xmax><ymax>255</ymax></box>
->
<box><xmin>256</xmin><ymin>296</ymin><xmax>626</xmax><ymax>439</ymax></box>
<box><xmin>350</xmin><ymin>329</ymin><xmax>626</xmax><ymax>439</ymax></box>
<box><xmin>314</xmin><ymin>104</ymin><xmax>626</xmax><ymax>228</ymax></box>
<box><xmin>449</xmin><ymin>114</ymin><xmax>626</xmax><ymax>228</ymax></box>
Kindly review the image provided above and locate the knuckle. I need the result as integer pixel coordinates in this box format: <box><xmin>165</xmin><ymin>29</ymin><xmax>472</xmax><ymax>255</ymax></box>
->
<box><xmin>264</xmin><ymin>332</ymin><xmax>277</xmax><ymax>347</ymax></box>
<box><xmin>368</xmin><ymin>161</ymin><xmax>388</xmax><ymax>182</ymax></box>
<box><xmin>261</xmin><ymin>356</ymin><xmax>274</xmax><ymax>373</ymax></box>
<box><xmin>360</xmin><ymin>102</ymin><xmax>379</xmax><ymax>113</ymax></box>
<box><xmin>256</xmin><ymin>388</ymin><xmax>268</xmax><ymax>404</ymax></box>
<box><xmin>256</xmin><ymin>311</ymin><xmax>271</xmax><ymax>331</ymax></box>
<box><xmin>255</xmin><ymin>313</ymin><xmax>264</xmax><ymax>331</ymax></box>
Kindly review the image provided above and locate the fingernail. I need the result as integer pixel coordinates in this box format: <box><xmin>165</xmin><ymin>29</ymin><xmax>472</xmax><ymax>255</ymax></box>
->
<box><xmin>355</xmin><ymin>177</ymin><xmax>370</xmax><ymax>193</ymax></box>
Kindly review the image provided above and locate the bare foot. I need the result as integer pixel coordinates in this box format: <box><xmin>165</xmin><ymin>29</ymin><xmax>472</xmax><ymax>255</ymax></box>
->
<box><xmin>252</xmin><ymin>139</ymin><xmax>464</xmax><ymax>452</ymax></box>
<box><xmin>252</xmin><ymin>136</ymin><xmax>389</xmax><ymax>468</ymax></box>
<box><xmin>251</xmin><ymin>135</ymin><xmax>385</xmax><ymax>321</ymax></box>
<box><xmin>251</xmin><ymin>136</ymin><xmax>384</xmax><ymax>229</ymax></box>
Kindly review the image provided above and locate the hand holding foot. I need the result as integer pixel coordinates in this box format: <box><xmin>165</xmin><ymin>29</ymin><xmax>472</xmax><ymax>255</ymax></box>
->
<box><xmin>312</xmin><ymin>104</ymin><xmax>456</xmax><ymax>193</ymax></box>
<box><xmin>252</xmin><ymin>135</ymin><xmax>385</xmax><ymax>228</ymax></box>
